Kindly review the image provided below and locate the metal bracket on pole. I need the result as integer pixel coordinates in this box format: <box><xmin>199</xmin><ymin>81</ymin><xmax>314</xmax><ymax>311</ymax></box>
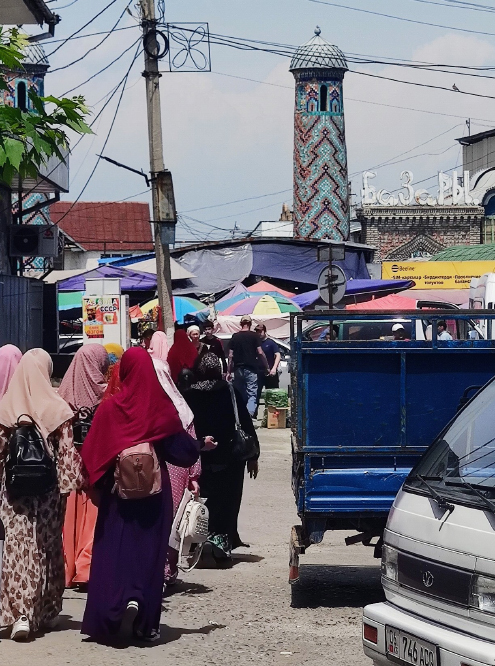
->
<box><xmin>97</xmin><ymin>155</ymin><xmax>151</xmax><ymax>187</ymax></box>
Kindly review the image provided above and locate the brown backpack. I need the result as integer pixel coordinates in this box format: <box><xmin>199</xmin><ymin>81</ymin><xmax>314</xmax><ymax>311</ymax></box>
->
<box><xmin>114</xmin><ymin>443</ymin><xmax>162</xmax><ymax>500</ymax></box>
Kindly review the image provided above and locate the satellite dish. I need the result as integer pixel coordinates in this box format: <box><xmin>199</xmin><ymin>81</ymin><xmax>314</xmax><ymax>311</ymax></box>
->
<box><xmin>318</xmin><ymin>265</ymin><xmax>347</xmax><ymax>305</ymax></box>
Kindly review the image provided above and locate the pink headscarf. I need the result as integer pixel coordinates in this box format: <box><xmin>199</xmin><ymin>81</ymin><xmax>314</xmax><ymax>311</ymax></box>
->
<box><xmin>0</xmin><ymin>344</ymin><xmax>22</xmax><ymax>399</ymax></box>
<box><xmin>58</xmin><ymin>344</ymin><xmax>109</xmax><ymax>410</ymax></box>
<box><xmin>149</xmin><ymin>331</ymin><xmax>170</xmax><ymax>363</ymax></box>
<box><xmin>0</xmin><ymin>348</ymin><xmax>73</xmax><ymax>440</ymax></box>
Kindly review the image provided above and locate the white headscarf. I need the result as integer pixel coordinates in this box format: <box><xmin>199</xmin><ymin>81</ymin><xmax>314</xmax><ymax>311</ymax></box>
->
<box><xmin>151</xmin><ymin>358</ymin><xmax>194</xmax><ymax>430</ymax></box>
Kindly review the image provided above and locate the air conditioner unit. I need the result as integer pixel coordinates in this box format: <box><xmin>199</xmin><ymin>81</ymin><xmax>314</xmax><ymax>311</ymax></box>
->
<box><xmin>9</xmin><ymin>225</ymin><xmax>59</xmax><ymax>258</ymax></box>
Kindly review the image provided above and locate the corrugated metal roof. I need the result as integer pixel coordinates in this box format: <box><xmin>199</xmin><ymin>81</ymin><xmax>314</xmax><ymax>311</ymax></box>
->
<box><xmin>50</xmin><ymin>201</ymin><xmax>154</xmax><ymax>252</ymax></box>
<box><xmin>24</xmin><ymin>42</ymin><xmax>48</xmax><ymax>67</ymax></box>
<box><xmin>290</xmin><ymin>27</ymin><xmax>348</xmax><ymax>72</ymax></box>
<box><xmin>430</xmin><ymin>244</ymin><xmax>495</xmax><ymax>261</ymax></box>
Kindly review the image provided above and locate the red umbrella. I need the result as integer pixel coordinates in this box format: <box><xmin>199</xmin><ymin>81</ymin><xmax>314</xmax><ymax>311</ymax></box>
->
<box><xmin>346</xmin><ymin>293</ymin><xmax>417</xmax><ymax>310</ymax></box>
<box><xmin>247</xmin><ymin>280</ymin><xmax>295</xmax><ymax>298</ymax></box>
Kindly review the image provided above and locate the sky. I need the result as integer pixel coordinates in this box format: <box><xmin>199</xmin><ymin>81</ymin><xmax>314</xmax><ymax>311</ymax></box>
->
<box><xmin>22</xmin><ymin>0</ymin><xmax>495</xmax><ymax>243</ymax></box>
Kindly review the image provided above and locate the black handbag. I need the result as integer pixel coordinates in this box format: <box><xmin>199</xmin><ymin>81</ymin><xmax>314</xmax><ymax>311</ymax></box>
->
<box><xmin>228</xmin><ymin>384</ymin><xmax>259</xmax><ymax>462</ymax></box>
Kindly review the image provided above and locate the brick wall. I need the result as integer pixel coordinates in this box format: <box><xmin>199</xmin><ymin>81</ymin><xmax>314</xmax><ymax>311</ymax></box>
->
<box><xmin>356</xmin><ymin>205</ymin><xmax>484</xmax><ymax>262</ymax></box>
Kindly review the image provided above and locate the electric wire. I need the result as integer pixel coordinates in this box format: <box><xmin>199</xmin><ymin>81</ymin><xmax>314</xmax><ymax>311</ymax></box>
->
<box><xmin>308</xmin><ymin>0</ymin><xmax>495</xmax><ymax>39</ymax></box>
<box><xmin>211</xmin><ymin>71</ymin><xmax>495</xmax><ymax>124</ymax></box>
<box><xmin>180</xmin><ymin>188</ymin><xmax>293</xmax><ymax>213</ymax></box>
<box><xmin>37</xmin><ymin>25</ymin><xmax>138</xmax><ymax>45</ymax></box>
<box><xmin>61</xmin><ymin>36</ymin><xmax>141</xmax><ymax>95</ymax></box>
<box><xmin>46</xmin><ymin>0</ymin><xmax>122</xmax><ymax>60</ymax></box>
<box><xmin>51</xmin><ymin>44</ymin><xmax>142</xmax><ymax>230</ymax></box>
<box><xmin>403</xmin><ymin>0</ymin><xmax>495</xmax><ymax>13</ymax></box>
<box><xmin>48</xmin><ymin>1</ymin><xmax>133</xmax><ymax>74</ymax></box>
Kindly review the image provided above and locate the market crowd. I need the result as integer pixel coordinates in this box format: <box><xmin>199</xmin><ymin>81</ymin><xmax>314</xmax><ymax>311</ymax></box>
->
<box><xmin>0</xmin><ymin>316</ymin><xmax>279</xmax><ymax>644</ymax></box>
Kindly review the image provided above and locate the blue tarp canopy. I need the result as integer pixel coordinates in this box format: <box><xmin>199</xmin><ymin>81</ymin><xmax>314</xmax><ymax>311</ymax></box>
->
<box><xmin>172</xmin><ymin>240</ymin><xmax>372</xmax><ymax>295</ymax></box>
<box><xmin>293</xmin><ymin>279</ymin><xmax>415</xmax><ymax>308</ymax></box>
<box><xmin>58</xmin><ymin>265</ymin><xmax>157</xmax><ymax>292</ymax></box>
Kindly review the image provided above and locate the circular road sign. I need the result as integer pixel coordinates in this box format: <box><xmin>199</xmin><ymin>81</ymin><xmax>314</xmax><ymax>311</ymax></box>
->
<box><xmin>318</xmin><ymin>265</ymin><xmax>347</xmax><ymax>305</ymax></box>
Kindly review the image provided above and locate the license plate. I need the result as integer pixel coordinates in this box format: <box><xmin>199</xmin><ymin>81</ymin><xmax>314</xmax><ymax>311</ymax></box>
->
<box><xmin>386</xmin><ymin>626</ymin><xmax>438</xmax><ymax>666</ymax></box>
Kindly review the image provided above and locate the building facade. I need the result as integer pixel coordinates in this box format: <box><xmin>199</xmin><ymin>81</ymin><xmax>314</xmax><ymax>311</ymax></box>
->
<box><xmin>290</xmin><ymin>28</ymin><xmax>350</xmax><ymax>242</ymax></box>
<box><xmin>357</xmin><ymin>204</ymin><xmax>484</xmax><ymax>262</ymax></box>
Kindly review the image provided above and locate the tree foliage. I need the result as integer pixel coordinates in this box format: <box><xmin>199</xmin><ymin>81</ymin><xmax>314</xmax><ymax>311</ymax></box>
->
<box><xmin>0</xmin><ymin>28</ymin><xmax>92</xmax><ymax>185</ymax></box>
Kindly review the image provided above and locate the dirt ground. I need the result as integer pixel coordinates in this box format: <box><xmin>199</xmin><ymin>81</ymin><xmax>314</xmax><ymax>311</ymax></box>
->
<box><xmin>0</xmin><ymin>428</ymin><xmax>383</xmax><ymax>665</ymax></box>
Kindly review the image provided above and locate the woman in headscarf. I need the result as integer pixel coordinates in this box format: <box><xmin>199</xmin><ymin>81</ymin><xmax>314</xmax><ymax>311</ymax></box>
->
<box><xmin>59</xmin><ymin>344</ymin><xmax>110</xmax><ymax>589</ymax></box>
<box><xmin>0</xmin><ymin>344</ymin><xmax>22</xmax><ymax>399</ymax></box>
<box><xmin>187</xmin><ymin>325</ymin><xmax>207</xmax><ymax>360</ymax></box>
<box><xmin>184</xmin><ymin>353</ymin><xmax>259</xmax><ymax>564</ymax></box>
<box><xmin>148</xmin><ymin>330</ymin><xmax>170</xmax><ymax>367</ymax></box>
<box><xmin>0</xmin><ymin>349</ymin><xmax>83</xmax><ymax>641</ymax></box>
<box><xmin>0</xmin><ymin>344</ymin><xmax>21</xmax><ymax>583</ymax></box>
<box><xmin>167</xmin><ymin>329</ymin><xmax>198</xmax><ymax>389</ymax></box>
<box><xmin>81</xmin><ymin>347</ymin><xmax>214</xmax><ymax>643</ymax></box>
<box><xmin>149</xmin><ymin>331</ymin><xmax>201</xmax><ymax>585</ymax></box>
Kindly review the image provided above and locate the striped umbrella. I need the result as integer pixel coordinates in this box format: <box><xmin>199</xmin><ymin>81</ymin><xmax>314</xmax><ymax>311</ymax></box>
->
<box><xmin>220</xmin><ymin>294</ymin><xmax>301</xmax><ymax>316</ymax></box>
<box><xmin>138</xmin><ymin>296</ymin><xmax>204</xmax><ymax>324</ymax></box>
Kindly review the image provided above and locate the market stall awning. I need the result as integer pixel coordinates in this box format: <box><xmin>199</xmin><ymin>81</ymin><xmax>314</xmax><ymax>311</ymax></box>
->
<box><xmin>293</xmin><ymin>279</ymin><xmax>415</xmax><ymax>308</ymax></box>
<box><xmin>57</xmin><ymin>265</ymin><xmax>157</xmax><ymax>292</ymax></box>
<box><xmin>247</xmin><ymin>280</ymin><xmax>295</xmax><ymax>298</ymax></box>
<box><xmin>346</xmin><ymin>293</ymin><xmax>417</xmax><ymax>310</ymax></box>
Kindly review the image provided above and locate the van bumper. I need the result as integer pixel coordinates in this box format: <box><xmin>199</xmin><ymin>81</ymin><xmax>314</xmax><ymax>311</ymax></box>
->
<box><xmin>363</xmin><ymin>602</ymin><xmax>495</xmax><ymax>666</ymax></box>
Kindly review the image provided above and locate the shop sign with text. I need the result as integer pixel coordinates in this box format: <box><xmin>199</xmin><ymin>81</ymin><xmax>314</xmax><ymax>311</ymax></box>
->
<box><xmin>382</xmin><ymin>261</ymin><xmax>495</xmax><ymax>289</ymax></box>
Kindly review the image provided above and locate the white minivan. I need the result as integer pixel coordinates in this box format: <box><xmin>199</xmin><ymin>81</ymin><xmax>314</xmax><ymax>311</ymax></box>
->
<box><xmin>363</xmin><ymin>377</ymin><xmax>495</xmax><ymax>666</ymax></box>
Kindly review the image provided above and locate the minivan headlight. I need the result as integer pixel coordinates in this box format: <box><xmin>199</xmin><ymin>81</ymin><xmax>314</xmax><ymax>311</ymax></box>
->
<box><xmin>381</xmin><ymin>544</ymin><xmax>399</xmax><ymax>582</ymax></box>
<box><xmin>470</xmin><ymin>575</ymin><xmax>495</xmax><ymax>613</ymax></box>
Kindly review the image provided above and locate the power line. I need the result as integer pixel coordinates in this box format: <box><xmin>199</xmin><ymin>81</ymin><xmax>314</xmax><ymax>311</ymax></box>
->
<box><xmin>350</xmin><ymin>124</ymin><xmax>462</xmax><ymax>176</ymax></box>
<box><xmin>52</xmin><ymin>44</ymin><xmax>142</xmax><ymax>230</ymax></box>
<box><xmin>308</xmin><ymin>0</ymin><xmax>495</xmax><ymax>38</ymax></box>
<box><xmin>351</xmin><ymin>68</ymin><xmax>495</xmax><ymax>100</ymax></box>
<box><xmin>48</xmin><ymin>1</ymin><xmax>133</xmax><ymax>74</ymax></box>
<box><xmin>47</xmin><ymin>0</ymin><xmax>82</xmax><ymax>8</ymax></box>
<box><xmin>61</xmin><ymin>36</ymin><xmax>141</xmax><ymax>95</ymax></box>
<box><xmin>37</xmin><ymin>25</ymin><xmax>138</xmax><ymax>45</ymax></box>
<box><xmin>180</xmin><ymin>188</ymin><xmax>292</xmax><ymax>213</ymax></box>
<box><xmin>46</xmin><ymin>0</ymin><xmax>122</xmax><ymax>59</ymax></box>
<box><xmin>211</xmin><ymin>71</ymin><xmax>495</xmax><ymax>124</ymax></box>
<box><xmin>403</xmin><ymin>0</ymin><xmax>495</xmax><ymax>13</ymax></box>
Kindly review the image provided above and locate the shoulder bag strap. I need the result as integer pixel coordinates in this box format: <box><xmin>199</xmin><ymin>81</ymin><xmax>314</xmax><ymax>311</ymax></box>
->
<box><xmin>228</xmin><ymin>382</ymin><xmax>241</xmax><ymax>428</ymax></box>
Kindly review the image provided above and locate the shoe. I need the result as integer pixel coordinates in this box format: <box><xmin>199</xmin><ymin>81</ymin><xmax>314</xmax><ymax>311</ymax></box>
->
<box><xmin>134</xmin><ymin>628</ymin><xmax>160</xmax><ymax>643</ymax></box>
<box><xmin>11</xmin><ymin>616</ymin><xmax>30</xmax><ymax>641</ymax></box>
<box><xmin>121</xmin><ymin>600</ymin><xmax>139</xmax><ymax>636</ymax></box>
<box><xmin>43</xmin><ymin>615</ymin><xmax>60</xmax><ymax>631</ymax></box>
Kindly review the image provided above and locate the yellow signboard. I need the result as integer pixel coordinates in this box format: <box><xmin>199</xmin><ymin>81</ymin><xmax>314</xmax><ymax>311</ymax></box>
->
<box><xmin>382</xmin><ymin>261</ymin><xmax>495</xmax><ymax>289</ymax></box>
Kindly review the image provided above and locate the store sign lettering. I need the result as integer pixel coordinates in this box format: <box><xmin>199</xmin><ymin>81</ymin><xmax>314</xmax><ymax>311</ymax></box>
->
<box><xmin>362</xmin><ymin>170</ymin><xmax>479</xmax><ymax>207</ymax></box>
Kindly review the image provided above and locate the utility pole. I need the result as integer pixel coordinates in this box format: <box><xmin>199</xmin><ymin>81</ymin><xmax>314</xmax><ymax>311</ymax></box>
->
<box><xmin>140</xmin><ymin>0</ymin><xmax>175</xmax><ymax>336</ymax></box>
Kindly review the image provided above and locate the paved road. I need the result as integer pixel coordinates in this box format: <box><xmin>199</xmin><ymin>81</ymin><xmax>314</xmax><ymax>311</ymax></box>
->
<box><xmin>0</xmin><ymin>428</ymin><xmax>383</xmax><ymax>665</ymax></box>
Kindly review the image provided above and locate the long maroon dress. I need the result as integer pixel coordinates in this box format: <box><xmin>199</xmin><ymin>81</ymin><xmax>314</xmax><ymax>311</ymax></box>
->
<box><xmin>81</xmin><ymin>431</ymin><xmax>199</xmax><ymax>641</ymax></box>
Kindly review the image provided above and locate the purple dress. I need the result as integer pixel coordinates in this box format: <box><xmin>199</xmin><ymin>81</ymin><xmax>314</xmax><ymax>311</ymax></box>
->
<box><xmin>81</xmin><ymin>432</ymin><xmax>200</xmax><ymax>641</ymax></box>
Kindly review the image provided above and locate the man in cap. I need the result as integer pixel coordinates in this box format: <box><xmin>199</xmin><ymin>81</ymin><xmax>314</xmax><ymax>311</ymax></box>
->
<box><xmin>227</xmin><ymin>315</ymin><xmax>269</xmax><ymax>417</ymax></box>
<box><xmin>392</xmin><ymin>323</ymin><xmax>408</xmax><ymax>341</ymax></box>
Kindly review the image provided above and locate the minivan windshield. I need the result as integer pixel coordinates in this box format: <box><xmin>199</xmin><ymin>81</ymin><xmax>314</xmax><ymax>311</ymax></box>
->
<box><xmin>405</xmin><ymin>378</ymin><xmax>495</xmax><ymax>506</ymax></box>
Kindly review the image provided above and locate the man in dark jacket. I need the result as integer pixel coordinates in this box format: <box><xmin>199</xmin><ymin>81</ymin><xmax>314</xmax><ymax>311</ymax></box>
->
<box><xmin>200</xmin><ymin>320</ymin><xmax>227</xmax><ymax>373</ymax></box>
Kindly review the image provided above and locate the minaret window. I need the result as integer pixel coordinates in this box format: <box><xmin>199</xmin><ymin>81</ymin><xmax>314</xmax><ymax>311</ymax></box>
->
<box><xmin>320</xmin><ymin>85</ymin><xmax>328</xmax><ymax>112</ymax></box>
<box><xmin>17</xmin><ymin>81</ymin><xmax>27</xmax><ymax>111</ymax></box>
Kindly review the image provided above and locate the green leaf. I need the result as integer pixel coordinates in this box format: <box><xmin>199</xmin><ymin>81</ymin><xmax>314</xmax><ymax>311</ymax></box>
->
<box><xmin>3</xmin><ymin>137</ymin><xmax>24</xmax><ymax>171</ymax></box>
